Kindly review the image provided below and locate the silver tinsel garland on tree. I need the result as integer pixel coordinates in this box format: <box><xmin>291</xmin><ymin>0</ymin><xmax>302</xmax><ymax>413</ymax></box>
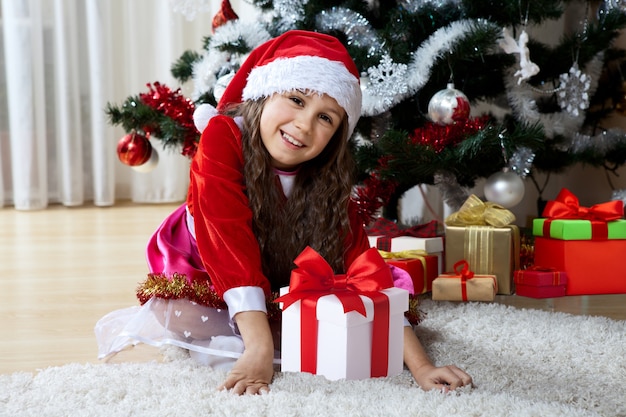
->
<box><xmin>315</xmin><ymin>7</ymin><xmax>384</xmax><ymax>58</ymax></box>
<box><xmin>179</xmin><ymin>0</ymin><xmax>626</xmax><ymax>210</ymax></box>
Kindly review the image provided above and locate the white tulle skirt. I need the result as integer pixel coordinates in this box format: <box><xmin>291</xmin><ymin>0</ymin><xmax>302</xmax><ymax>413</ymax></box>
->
<box><xmin>95</xmin><ymin>297</ymin><xmax>281</xmax><ymax>368</ymax></box>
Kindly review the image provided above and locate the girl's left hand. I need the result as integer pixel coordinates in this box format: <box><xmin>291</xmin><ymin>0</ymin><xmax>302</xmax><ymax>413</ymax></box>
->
<box><xmin>412</xmin><ymin>363</ymin><xmax>473</xmax><ymax>392</ymax></box>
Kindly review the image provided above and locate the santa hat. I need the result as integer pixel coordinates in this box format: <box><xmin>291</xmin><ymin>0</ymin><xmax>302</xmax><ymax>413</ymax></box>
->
<box><xmin>194</xmin><ymin>30</ymin><xmax>362</xmax><ymax>138</ymax></box>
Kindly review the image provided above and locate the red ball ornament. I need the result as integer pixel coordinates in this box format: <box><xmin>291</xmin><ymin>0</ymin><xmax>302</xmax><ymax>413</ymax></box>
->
<box><xmin>427</xmin><ymin>83</ymin><xmax>471</xmax><ymax>125</ymax></box>
<box><xmin>117</xmin><ymin>132</ymin><xmax>153</xmax><ymax>166</ymax></box>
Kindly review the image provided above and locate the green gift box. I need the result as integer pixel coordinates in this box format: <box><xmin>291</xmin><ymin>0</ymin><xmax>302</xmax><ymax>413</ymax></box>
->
<box><xmin>532</xmin><ymin>218</ymin><xmax>626</xmax><ymax>240</ymax></box>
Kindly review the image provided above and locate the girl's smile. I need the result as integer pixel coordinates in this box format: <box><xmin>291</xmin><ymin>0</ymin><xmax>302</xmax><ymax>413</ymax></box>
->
<box><xmin>281</xmin><ymin>131</ymin><xmax>304</xmax><ymax>148</ymax></box>
<box><xmin>259</xmin><ymin>90</ymin><xmax>345</xmax><ymax>170</ymax></box>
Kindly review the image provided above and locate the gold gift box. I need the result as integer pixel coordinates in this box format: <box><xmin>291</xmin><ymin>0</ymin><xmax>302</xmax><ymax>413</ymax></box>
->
<box><xmin>432</xmin><ymin>273</ymin><xmax>497</xmax><ymax>301</ymax></box>
<box><xmin>444</xmin><ymin>225</ymin><xmax>520</xmax><ymax>295</ymax></box>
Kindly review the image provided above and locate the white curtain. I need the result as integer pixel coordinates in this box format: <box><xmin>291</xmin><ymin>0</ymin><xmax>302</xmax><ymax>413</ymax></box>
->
<box><xmin>0</xmin><ymin>0</ymin><xmax>256</xmax><ymax>210</ymax></box>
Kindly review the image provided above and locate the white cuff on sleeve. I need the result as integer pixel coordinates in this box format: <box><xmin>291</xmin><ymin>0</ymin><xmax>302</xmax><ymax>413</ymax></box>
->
<box><xmin>223</xmin><ymin>286</ymin><xmax>267</xmax><ymax>319</ymax></box>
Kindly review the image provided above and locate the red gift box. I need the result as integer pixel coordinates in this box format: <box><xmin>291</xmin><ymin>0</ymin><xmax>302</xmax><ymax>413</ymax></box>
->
<box><xmin>514</xmin><ymin>267</ymin><xmax>567</xmax><ymax>298</ymax></box>
<box><xmin>534</xmin><ymin>237</ymin><xmax>626</xmax><ymax>295</ymax></box>
<box><xmin>384</xmin><ymin>255</ymin><xmax>438</xmax><ymax>295</ymax></box>
<box><xmin>532</xmin><ymin>189</ymin><xmax>626</xmax><ymax>295</ymax></box>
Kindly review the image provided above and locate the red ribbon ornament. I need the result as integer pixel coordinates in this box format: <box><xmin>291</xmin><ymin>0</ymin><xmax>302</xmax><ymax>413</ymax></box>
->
<box><xmin>541</xmin><ymin>188</ymin><xmax>624</xmax><ymax>240</ymax></box>
<box><xmin>453</xmin><ymin>260</ymin><xmax>475</xmax><ymax>301</ymax></box>
<box><xmin>275</xmin><ymin>246</ymin><xmax>395</xmax><ymax>377</ymax></box>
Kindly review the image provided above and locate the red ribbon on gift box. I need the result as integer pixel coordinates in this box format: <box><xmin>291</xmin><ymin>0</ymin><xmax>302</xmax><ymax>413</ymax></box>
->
<box><xmin>275</xmin><ymin>246</ymin><xmax>394</xmax><ymax>377</ymax></box>
<box><xmin>541</xmin><ymin>188</ymin><xmax>623</xmax><ymax>240</ymax></box>
<box><xmin>452</xmin><ymin>260</ymin><xmax>475</xmax><ymax>301</ymax></box>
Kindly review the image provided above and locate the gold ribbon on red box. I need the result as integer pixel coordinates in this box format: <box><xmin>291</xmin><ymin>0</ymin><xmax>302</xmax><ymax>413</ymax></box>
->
<box><xmin>275</xmin><ymin>246</ymin><xmax>394</xmax><ymax>377</ymax></box>
<box><xmin>378</xmin><ymin>249</ymin><xmax>430</xmax><ymax>294</ymax></box>
<box><xmin>542</xmin><ymin>188</ymin><xmax>623</xmax><ymax>240</ymax></box>
<box><xmin>524</xmin><ymin>266</ymin><xmax>563</xmax><ymax>286</ymax></box>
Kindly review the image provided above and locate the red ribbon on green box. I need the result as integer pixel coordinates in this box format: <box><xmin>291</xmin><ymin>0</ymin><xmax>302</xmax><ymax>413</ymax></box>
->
<box><xmin>541</xmin><ymin>188</ymin><xmax>623</xmax><ymax>240</ymax></box>
<box><xmin>275</xmin><ymin>246</ymin><xmax>394</xmax><ymax>377</ymax></box>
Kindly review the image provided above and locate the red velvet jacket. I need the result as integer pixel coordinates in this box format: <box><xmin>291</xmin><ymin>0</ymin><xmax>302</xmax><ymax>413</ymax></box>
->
<box><xmin>187</xmin><ymin>115</ymin><xmax>371</xmax><ymax>298</ymax></box>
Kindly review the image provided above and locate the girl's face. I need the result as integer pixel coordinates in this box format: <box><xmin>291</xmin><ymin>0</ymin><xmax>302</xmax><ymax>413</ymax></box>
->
<box><xmin>259</xmin><ymin>90</ymin><xmax>345</xmax><ymax>171</ymax></box>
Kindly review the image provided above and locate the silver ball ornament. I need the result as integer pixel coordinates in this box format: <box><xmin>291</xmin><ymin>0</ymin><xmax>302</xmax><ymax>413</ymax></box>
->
<box><xmin>484</xmin><ymin>171</ymin><xmax>525</xmax><ymax>208</ymax></box>
<box><xmin>428</xmin><ymin>83</ymin><xmax>471</xmax><ymax>125</ymax></box>
<box><xmin>611</xmin><ymin>188</ymin><xmax>626</xmax><ymax>207</ymax></box>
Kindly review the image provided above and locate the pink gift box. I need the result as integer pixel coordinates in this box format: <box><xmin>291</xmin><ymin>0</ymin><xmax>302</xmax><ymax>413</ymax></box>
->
<box><xmin>279</xmin><ymin>286</ymin><xmax>408</xmax><ymax>381</ymax></box>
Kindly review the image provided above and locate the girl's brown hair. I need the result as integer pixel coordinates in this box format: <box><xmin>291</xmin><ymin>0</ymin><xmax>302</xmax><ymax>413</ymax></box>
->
<box><xmin>234</xmin><ymin>96</ymin><xmax>355</xmax><ymax>290</ymax></box>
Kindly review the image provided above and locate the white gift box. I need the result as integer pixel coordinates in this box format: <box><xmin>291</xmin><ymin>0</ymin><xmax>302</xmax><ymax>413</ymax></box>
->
<box><xmin>279</xmin><ymin>287</ymin><xmax>408</xmax><ymax>381</ymax></box>
<box><xmin>368</xmin><ymin>235</ymin><xmax>444</xmax><ymax>274</ymax></box>
<box><xmin>368</xmin><ymin>235</ymin><xmax>443</xmax><ymax>253</ymax></box>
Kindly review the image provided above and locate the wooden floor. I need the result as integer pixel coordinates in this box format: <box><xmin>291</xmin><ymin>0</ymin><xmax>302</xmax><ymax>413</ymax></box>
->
<box><xmin>1</xmin><ymin>202</ymin><xmax>625</xmax><ymax>375</ymax></box>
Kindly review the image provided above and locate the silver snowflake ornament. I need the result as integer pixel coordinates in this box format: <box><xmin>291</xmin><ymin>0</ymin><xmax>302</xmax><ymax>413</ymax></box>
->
<box><xmin>557</xmin><ymin>63</ymin><xmax>591</xmax><ymax>117</ymax></box>
<box><xmin>366</xmin><ymin>55</ymin><xmax>409</xmax><ymax>106</ymax></box>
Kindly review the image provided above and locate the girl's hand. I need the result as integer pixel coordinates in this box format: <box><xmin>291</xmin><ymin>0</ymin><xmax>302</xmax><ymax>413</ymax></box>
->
<box><xmin>218</xmin><ymin>310</ymin><xmax>275</xmax><ymax>395</ymax></box>
<box><xmin>411</xmin><ymin>363</ymin><xmax>473</xmax><ymax>392</ymax></box>
<box><xmin>403</xmin><ymin>326</ymin><xmax>473</xmax><ymax>392</ymax></box>
<box><xmin>218</xmin><ymin>345</ymin><xmax>274</xmax><ymax>395</ymax></box>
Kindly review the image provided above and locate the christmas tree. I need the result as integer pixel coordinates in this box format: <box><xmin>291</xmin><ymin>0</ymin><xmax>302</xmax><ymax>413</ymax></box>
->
<box><xmin>107</xmin><ymin>0</ymin><xmax>626</xmax><ymax>223</ymax></box>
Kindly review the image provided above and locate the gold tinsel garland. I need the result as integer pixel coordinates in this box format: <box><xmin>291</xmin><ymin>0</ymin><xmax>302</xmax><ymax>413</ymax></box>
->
<box><xmin>136</xmin><ymin>273</ymin><xmax>423</xmax><ymax>325</ymax></box>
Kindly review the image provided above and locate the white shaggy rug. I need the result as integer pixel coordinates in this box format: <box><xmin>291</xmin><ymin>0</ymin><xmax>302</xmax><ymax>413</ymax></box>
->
<box><xmin>2</xmin><ymin>300</ymin><xmax>625</xmax><ymax>417</ymax></box>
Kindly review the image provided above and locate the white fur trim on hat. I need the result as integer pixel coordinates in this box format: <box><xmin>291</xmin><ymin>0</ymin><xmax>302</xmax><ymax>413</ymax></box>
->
<box><xmin>242</xmin><ymin>55</ymin><xmax>362</xmax><ymax>137</ymax></box>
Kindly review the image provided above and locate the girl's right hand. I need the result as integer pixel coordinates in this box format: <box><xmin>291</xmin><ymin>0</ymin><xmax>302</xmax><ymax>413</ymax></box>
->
<box><xmin>218</xmin><ymin>310</ymin><xmax>275</xmax><ymax>395</ymax></box>
<box><xmin>218</xmin><ymin>346</ymin><xmax>274</xmax><ymax>395</ymax></box>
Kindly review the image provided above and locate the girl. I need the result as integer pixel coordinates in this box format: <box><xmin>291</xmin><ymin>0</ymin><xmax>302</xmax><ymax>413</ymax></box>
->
<box><xmin>96</xmin><ymin>30</ymin><xmax>472</xmax><ymax>395</ymax></box>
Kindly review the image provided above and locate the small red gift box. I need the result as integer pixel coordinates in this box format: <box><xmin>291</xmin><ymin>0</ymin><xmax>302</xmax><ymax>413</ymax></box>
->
<box><xmin>381</xmin><ymin>251</ymin><xmax>438</xmax><ymax>294</ymax></box>
<box><xmin>514</xmin><ymin>267</ymin><xmax>567</xmax><ymax>298</ymax></box>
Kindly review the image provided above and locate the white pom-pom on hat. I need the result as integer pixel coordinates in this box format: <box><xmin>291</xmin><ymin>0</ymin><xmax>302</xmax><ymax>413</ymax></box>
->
<box><xmin>193</xmin><ymin>103</ymin><xmax>219</xmax><ymax>133</ymax></box>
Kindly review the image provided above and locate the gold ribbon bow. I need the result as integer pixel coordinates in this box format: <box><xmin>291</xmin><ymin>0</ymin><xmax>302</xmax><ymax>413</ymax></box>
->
<box><xmin>444</xmin><ymin>194</ymin><xmax>516</xmax><ymax>228</ymax></box>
